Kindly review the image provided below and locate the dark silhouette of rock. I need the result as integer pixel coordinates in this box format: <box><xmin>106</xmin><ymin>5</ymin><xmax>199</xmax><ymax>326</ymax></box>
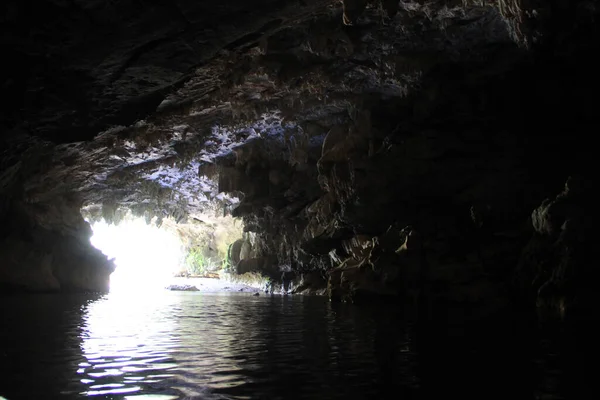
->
<box><xmin>342</xmin><ymin>0</ymin><xmax>368</xmax><ymax>25</ymax></box>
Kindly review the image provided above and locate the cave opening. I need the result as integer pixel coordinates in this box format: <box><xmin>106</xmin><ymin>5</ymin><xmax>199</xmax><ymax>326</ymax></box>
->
<box><xmin>82</xmin><ymin>202</ymin><xmax>266</xmax><ymax>294</ymax></box>
<box><xmin>88</xmin><ymin>216</ymin><xmax>184</xmax><ymax>292</ymax></box>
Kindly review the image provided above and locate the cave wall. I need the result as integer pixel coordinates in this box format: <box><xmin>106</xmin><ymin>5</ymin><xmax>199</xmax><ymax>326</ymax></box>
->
<box><xmin>209</xmin><ymin>0</ymin><xmax>597</xmax><ymax>314</ymax></box>
<box><xmin>1</xmin><ymin>0</ymin><xmax>597</xmax><ymax>314</ymax></box>
<box><xmin>0</xmin><ymin>194</ymin><xmax>115</xmax><ymax>292</ymax></box>
<box><xmin>516</xmin><ymin>178</ymin><xmax>595</xmax><ymax>320</ymax></box>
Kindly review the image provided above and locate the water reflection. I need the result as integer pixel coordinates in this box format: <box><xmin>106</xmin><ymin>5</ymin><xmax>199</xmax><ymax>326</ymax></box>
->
<box><xmin>73</xmin><ymin>293</ymin><xmax>422</xmax><ymax>399</ymax></box>
<box><xmin>78</xmin><ymin>292</ymin><xmax>181</xmax><ymax>397</ymax></box>
<box><xmin>0</xmin><ymin>294</ymin><xmax>98</xmax><ymax>399</ymax></box>
<box><xmin>0</xmin><ymin>292</ymin><xmax>586</xmax><ymax>400</ymax></box>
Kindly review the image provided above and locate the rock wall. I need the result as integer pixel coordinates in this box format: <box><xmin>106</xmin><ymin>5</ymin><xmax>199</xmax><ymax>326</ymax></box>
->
<box><xmin>0</xmin><ymin>195</ymin><xmax>115</xmax><ymax>292</ymax></box>
<box><xmin>208</xmin><ymin>0</ymin><xmax>598</xmax><ymax>317</ymax></box>
<box><xmin>516</xmin><ymin>177</ymin><xmax>594</xmax><ymax>320</ymax></box>
<box><xmin>1</xmin><ymin>0</ymin><xmax>597</xmax><ymax>317</ymax></box>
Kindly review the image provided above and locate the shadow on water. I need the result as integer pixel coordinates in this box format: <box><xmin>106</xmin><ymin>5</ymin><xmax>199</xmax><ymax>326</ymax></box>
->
<box><xmin>0</xmin><ymin>292</ymin><xmax>594</xmax><ymax>400</ymax></box>
<box><xmin>0</xmin><ymin>293</ymin><xmax>104</xmax><ymax>399</ymax></box>
<box><xmin>209</xmin><ymin>296</ymin><xmax>418</xmax><ymax>399</ymax></box>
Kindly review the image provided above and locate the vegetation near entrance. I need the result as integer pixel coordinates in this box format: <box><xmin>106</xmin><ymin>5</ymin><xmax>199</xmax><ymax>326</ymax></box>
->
<box><xmin>185</xmin><ymin>248</ymin><xmax>210</xmax><ymax>275</ymax></box>
<box><xmin>178</xmin><ymin>214</ymin><xmax>244</xmax><ymax>276</ymax></box>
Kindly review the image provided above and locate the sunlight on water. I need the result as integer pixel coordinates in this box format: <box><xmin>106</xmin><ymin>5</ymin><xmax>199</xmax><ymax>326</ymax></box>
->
<box><xmin>89</xmin><ymin>219</ymin><xmax>183</xmax><ymax>292</ymax></box>
<box><xmin>74</xmin><ymin>292</ymin><xmax>254</xmax><ymax>398</ymax></box>
<box><xmin>1</xmin><ymin>292</ymin><xmax>564</xmax><ymax>399</ymax></box>
<box><xmin>78</xmin><ymin>294</ymin><xmax>182</xmax><ymax>397</ymax></box>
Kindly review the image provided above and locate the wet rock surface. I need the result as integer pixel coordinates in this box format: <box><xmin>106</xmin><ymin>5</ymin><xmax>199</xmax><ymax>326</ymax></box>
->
<box><xmin>165</xmin><ymin>284</ymin><xmax>200</xmax><ymax>292</ymax></box>
<box><xmin>0</xmin><ymin>0</ymin><xmax>597</xmax><ymax>318</ymax></box>
<box><xmin>166</xmin><ymin>277</ymin><xmax>261</xmax><ymax>293</ymax></box>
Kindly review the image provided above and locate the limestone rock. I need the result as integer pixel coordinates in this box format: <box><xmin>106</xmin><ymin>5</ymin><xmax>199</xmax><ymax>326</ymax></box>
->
<box><xmin>293</xmin><ymin>271</ymin><xmax>328</xmax><ymax>295</ymax></box>
<box><xmin>165</xmin><ymin>284</ymin><xmax>200</xmax><ymax>291</ymax></box>
<box><xmin>342</xmin><ymin>0</ymin><xmax>368</xmax><ymax>25</ymax></box>
<box><xmin>229</xmin><ymin>239</ymin><xmax>245</xmax><ymax>267</ymax></box>
<box><xmin>517</xmin><ymin>177</ymin><xmax>593</xmax><ymax>319</ymax></box>
<box><xmin>0</xmin><ymin>0</ymin><xmax>597</xmax><ymax>308</ymax></box>
<box><xmin>0</xmin><ymin>197</ymin><xmax>114</xmax><ymax>292</ymax></box>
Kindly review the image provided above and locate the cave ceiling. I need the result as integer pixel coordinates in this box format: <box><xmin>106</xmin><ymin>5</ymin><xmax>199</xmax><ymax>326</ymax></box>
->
<box><xmin>1</xmin><ymin>0</ymin><xmax>596</xmax><ymax>223</ymax></box>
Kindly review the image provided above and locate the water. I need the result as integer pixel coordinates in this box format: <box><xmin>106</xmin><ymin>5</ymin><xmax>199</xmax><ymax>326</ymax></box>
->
<box><xmin>0</xmin><ymin>291</ymin><xmax>592</xmax><ymax>399</ymax></box>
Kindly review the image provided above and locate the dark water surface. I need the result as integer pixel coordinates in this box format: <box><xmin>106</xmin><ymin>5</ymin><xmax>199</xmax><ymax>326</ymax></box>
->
<box><xmin>0</xmin><ymin>291</ymin><xmax>591</xmax><ymax>399</ymax></box>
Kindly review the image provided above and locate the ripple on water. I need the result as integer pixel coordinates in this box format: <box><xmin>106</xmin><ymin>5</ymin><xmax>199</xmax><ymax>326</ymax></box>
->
<box><xmin>0</xmin><ymin>291</ymin><xmax>578</xmax><ymax>399</ymax></box>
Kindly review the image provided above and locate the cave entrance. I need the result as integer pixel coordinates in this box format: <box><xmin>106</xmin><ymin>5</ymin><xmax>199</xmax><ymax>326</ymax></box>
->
<box><xmin>89</xmin><ymin>217</ymin><xmax>184</xmax><ymax>292</ymax></box>
<box><xmin>84</xmin><ymin>206</ymin><xmax>251</xmax><ymax>293</ymax></box>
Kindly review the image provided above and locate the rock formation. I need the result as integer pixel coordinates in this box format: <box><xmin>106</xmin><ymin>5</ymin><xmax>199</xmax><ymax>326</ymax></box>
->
<box><xmin>0</xmin><ymin>193</ymin><xmax>115</xmax><ymax>292</ymax></box>
<box><xmin>1</xmin><ymin>1</ymin><xmax>597</xmax><ymax>319</ymax></box>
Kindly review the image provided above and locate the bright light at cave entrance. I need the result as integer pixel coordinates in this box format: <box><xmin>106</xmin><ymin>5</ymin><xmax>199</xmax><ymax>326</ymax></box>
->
<box><xmin>89</xmin><ymin>219</ymin><xmax>183</xmax><ymax>292</ymax></box>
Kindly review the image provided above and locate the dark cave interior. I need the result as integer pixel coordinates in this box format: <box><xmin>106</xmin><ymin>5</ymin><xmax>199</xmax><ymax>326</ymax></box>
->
<box><xmin>0</xmin><ymin>0</ymin><xmax>598</xmax><ymax>398</ymax></box>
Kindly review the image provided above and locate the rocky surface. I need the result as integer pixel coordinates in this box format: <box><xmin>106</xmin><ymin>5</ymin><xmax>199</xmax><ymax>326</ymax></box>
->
<box><xmin>166</xmin><ymin>277</ymin><xmax>262</xmax><ymax>293</ymax></box>
<box><xmin>0</xmin><ymin>194</ymin><xmax>115</xmax><ymax>292</ymax></box>
<box><xmin>1</xmin><ymin>1</ymin><xmax>597</xmax><ymax>318</ymax></box>
<box><xmin>516</xmin><ymin>177</ymin><xmax>595</xmax><ymax>320</ymax></box>
<box><xmin>165</xmin><ymin>284</ymin><xmax>200</xmax><ymax>292</ymax></box>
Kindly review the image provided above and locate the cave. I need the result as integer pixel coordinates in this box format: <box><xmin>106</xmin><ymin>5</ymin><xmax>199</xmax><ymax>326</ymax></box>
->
<box><xmin>0</xmin><ymin>0</ymin><xmax>597</xmax><ymax>399</ymax></box>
